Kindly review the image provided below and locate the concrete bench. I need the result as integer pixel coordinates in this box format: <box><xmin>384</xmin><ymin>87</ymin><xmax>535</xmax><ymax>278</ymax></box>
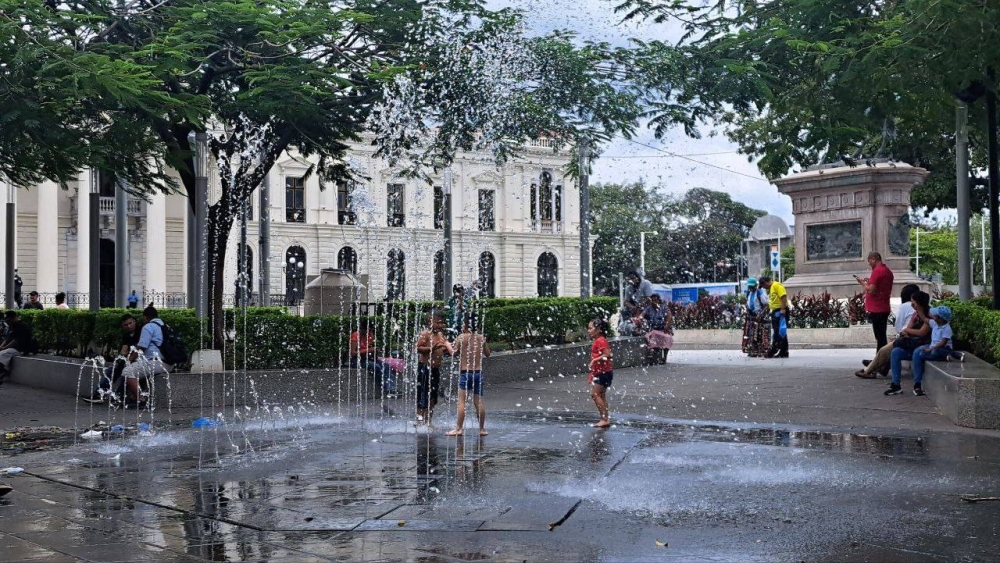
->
<box><xmin>9</xmin><ymin>354</ymin><xmax>100</xmax><ymax>396</ymax></box>
<box><xmin>8</xmin><ymin>339</ymin><xmax>648</xmax><ymax>409</ymax></box>
<box><xmin>923</xmin><ymin>354</ymin><xmax>1000</xmax><ymax>430</ymax></box>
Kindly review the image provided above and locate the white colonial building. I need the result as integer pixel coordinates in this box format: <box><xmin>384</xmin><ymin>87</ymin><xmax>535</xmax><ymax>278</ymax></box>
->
<box><xmin>0</xmin><ymin>137</ymin><xmax>589</xmax><ymax>307</ymax></box>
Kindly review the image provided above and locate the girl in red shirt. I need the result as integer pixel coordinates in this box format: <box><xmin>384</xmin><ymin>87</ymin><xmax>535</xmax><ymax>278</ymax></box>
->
<box><xmin>588</xmin><ymin>318</ymin><xmax>613</xmax><ymax>428</ymax></box>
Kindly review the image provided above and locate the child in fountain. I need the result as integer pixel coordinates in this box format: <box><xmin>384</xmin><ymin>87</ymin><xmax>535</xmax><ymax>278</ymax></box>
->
<box><xmin>447</xmin><ymin>313</ymin><xmax>491</xmax><ymax>437</ymax></box>
<box><xmin>588</xmin><ymin>317</ymin><xmax>613</xmax><ymax>428</ymax></box>
<box><xmin>416</xmin><ymin>311</ymin><xmax>453</xmax><ymax>427</ymax></box>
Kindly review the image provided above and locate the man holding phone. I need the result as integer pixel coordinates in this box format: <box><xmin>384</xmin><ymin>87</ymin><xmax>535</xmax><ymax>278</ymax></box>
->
<box><xmin>857</xmin><ymin>251</ymin><xmax>894</xmax><ymax>354</ymax></box>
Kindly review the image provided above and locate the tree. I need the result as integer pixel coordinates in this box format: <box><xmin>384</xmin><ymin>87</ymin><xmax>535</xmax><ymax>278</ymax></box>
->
<box><xmin>6</xmin><ymin>0</ymin><xmax>644</xmax><ymax>347</ymax></box>
<box><xmin>649</xmin><ymin>188</ymin><xmax>765</xmax><ymax>284</ymax></box>
<box><xmin>589</xmin><ymin>184</ymin><xmax>765</xmax><ymax>291</ymax></box>
<box><xmin>612</xmin><ymin>0</ymin><xmax>1000</xmax><ymax>213</ymax></box>
<box><xmin>588</xmin><ymin>181</ymin><xmax>667</xmax><ymax>295</ymax></box>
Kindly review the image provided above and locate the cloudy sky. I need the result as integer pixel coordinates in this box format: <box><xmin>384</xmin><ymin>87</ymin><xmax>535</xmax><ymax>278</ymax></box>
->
<box><xmin>486</xmin><ymin>0</ymin><xmax>794</xmax><ymax>223</ymax></box>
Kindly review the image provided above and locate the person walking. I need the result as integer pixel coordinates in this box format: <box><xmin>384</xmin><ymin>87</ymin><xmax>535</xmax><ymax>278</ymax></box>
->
<box><xmin>759</xmin><ymin>276</ymin><xmax>789</xmax><ymax>358</ymax></box>
<box><xmin>856</xmin><ymin>251</ymin><xmax>894</xmax><ymax>355</ymax></box>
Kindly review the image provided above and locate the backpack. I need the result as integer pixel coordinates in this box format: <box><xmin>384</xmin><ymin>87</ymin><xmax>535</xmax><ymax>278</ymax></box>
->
<box><xmin>154</xmin><ymin>319</ymin><xmax>188</xmax><ymax>365</ymax></box>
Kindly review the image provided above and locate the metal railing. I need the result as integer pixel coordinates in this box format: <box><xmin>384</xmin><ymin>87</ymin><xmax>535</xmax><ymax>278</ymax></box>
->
<box><xmin>99</xmin><ymin>196</ymin><xmax>143</xmax><ymax>216</ymax></box>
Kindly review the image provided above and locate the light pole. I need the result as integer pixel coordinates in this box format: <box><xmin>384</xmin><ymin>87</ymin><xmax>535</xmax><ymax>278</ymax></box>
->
<box><xmin>579</xmin><ymin>137</ymin><xmax>591</xmax><ymax>298</ymax></box>
<box><xmin>89</xmin><ymin>169</ymin><xmax>100</xmax><ymax>311</ymax></box>
<box><xmin>640</xmin><ymin>231</ymin><xmax>658</xmax><ymax>275</ymax></box>
<box><xmin>442</xmin><ymin>169</ymin><xmax>453</xmax><ymax>297</ymax></box>
<box><xmin>193</xmin><ymin>131</ymin><xmax>209</xmax><ymax>319</ymax></box>
<box><xmin>4</xmin><ymin>182</ymin><xmax>14</xmax><ymax>310</ymax></box>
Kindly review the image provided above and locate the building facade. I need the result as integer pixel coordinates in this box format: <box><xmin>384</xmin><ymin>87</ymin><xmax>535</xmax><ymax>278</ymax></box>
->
<box><xmin>0</xmin><ymin>138</ymin><xmax>589</xmax><ymax>307</ymax></box>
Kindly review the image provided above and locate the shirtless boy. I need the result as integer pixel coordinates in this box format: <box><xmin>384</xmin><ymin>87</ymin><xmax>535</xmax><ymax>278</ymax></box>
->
<box><xmin>446</xmin><ymin>313</ymin><xmax>491</xmax><ymax>436</ymax></box>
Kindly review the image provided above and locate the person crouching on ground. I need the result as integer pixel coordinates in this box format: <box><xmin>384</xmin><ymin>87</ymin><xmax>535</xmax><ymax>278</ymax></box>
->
<box><xmin>643</xmin><ymin>294</ymin><xmax>673</xmax><ymax>365</ymax></box>
<box><xmin>588</xmin><ymin>317</ymin><xmax>613</xmax><ymax>428</ymax></box>
<box><xmin>446</xmin><ymin>313</ymin><xmax>491</xmax><ymax>437</ymax></box>
<box><xmin>416</xmin><ymin>311</ymin><xmax>453</xmax><ymax>427</ymax></box>
<box><xmin>886</xmin><ymin>305</ymin><xmax>954</xmax><ymax>397</ymax></box>
<box><xmin>349</xmin><ymin>319</ymin><xmax>397</xmax><ymax>397</ymax></box>
<box><xmin>83</xmin><ymin>313</ymin><xmax>139</xmax><ymax>404</ymax></box>
<box><xmin>120</xmin><ymin>305</ymin><xmax>171</xmax><ymax>409</ymax></box>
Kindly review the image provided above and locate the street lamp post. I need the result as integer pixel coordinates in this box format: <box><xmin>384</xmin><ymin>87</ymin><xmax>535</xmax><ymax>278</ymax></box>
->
<box><xmin>4</xmin><ymin>182</ymin><xmax>14</xmax><ymax>310</ymax></box>
<box><xmin>193</xmin><ymin>131</ymin><xmax>209</xmax><ymax>319</ymax></box>
<box><xmin>443</xmin><ymin>169</ymin><xmax>453</xmax><ymax>296</ymax></box>
<box><xmin>640</xmin><ymin>231</ymin><xmax>658</xmax><ymax>275</ymax></box>
<box><xmin>579</xmin><ymin>137</ymin><xmax>591</xmax><ymax>298</ymax></box>
<box><xmin>89</xmin><ymin>169</ymin><xmax>100</xmax><ymax>312</ymax></box>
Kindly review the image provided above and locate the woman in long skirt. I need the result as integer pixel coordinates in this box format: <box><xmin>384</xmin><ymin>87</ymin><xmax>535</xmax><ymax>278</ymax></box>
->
<box><xmin>742</xmin><ymin>278</ymin><xmax>770</xmax><ymax>357</ymax></box>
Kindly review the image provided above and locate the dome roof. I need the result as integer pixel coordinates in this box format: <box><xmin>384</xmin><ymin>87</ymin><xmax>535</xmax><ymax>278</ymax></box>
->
<box><xmin>749</xmin><ymin>214</ymin><xmax>792</xmax><ymax>239</ymax></box>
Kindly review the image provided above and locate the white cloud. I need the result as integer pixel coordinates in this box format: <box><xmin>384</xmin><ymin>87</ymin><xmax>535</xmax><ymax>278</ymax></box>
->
<box><xmin>485</xmin><ymin>0</ymin><xmax>793</xmax><ymax>221</ymax></box>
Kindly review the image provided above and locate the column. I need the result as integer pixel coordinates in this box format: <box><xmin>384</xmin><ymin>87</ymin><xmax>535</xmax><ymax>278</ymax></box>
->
<box><xmin>37</xmin><ymin>181</ymin><xmax>60</xmax><ymax>293</ymax></box>
<box><xmin>0</xmin><ymin>179</ymin><xmax>7</xmax><ymax>289</ymax></box>
<box><xmin>145</xmin><ymin>190</ymin><xmax>167</xmax><ymax>294</ymax></box>
<box><xmin>75</xmin><ymin>170</ymin><xmax>92</xmax><ymax>298</ymax></box>
<box><xmin>114</xmin><ymin>180</ymin><xmax>130</xmax><ymax>307</ymax></box>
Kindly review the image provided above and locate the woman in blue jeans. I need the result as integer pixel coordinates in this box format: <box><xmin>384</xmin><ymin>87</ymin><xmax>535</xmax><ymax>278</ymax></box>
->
<box><xmin>887</xmin><ymin>306</ymin><xmax>954</xmax><ymax>397</ymax></box>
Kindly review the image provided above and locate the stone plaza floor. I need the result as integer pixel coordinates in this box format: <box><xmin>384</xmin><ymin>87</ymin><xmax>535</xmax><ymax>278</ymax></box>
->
<box><xmin>1</xmin><ymin>349</ymin><xmax>999</xmax><ymax>562</ymax></box>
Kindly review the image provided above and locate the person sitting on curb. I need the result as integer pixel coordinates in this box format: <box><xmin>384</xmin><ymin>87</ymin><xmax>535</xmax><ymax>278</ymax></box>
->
<box><xmin>886</xmin><ymin>305</ymin><xmax>954</xmax><ymax>397</ymax></box>
<box><xmin>855</xmin><ymin>286</ymin><xmax>925</xmax><ymax>379</ymax></box>
<box><xmin>0</xmin><ymin>311</ymin><xmax>32</xmax><ymax>385</ymax></box>
<box><xmin>120</xmin><ymin>305</ymin><xmax>172</xmax><ymax>409</ymax></box>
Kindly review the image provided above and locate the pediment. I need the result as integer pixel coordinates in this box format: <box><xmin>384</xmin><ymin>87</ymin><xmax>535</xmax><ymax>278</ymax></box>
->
<box><xmin>276</xmin><ymin>156</ymin><xmax>311</xmax><ymax>172</ymax></box>
<box><xmin>471</xmin><ymin>170</ymin><xmax>503</xmax><ymax>186</ymax></box>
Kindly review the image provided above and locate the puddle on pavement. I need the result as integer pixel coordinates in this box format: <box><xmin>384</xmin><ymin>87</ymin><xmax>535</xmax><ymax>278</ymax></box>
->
<box><xmin>2</xmin><ymin>410</ymin><xmax>999</xmax><ymax>563</ymax></box>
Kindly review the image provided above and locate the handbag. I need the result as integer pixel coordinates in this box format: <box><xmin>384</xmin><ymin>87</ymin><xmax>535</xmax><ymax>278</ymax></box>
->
<box><xmin>893</xmin><ymin>335</ymin><xmax>925</xmax><ymax>351</ymax></box>
<box><xmin>778</xmin><ymin>313</ymin><xmax>788</xmax><ymax>338</ymax></box>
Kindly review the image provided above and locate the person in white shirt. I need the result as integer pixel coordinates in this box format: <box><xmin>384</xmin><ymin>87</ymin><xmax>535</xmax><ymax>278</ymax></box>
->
<box><xmin>55</xmin><ymin>292</ymin><xmax>70</xmax><ymax>310</ymax></box>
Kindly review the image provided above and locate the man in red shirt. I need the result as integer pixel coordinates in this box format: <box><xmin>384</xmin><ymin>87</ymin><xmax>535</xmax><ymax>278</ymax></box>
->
<box><xmin>856</xmin><ymin>251</ymin><xmax>894</xmax><ymax>354</ymax></box>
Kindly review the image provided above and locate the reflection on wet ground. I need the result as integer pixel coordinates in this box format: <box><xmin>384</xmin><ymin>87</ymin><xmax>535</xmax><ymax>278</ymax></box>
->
<box><xmin>2</xmin><ymin>411</ymin><xmax>1000</xmax><ymax>562</ymax></box>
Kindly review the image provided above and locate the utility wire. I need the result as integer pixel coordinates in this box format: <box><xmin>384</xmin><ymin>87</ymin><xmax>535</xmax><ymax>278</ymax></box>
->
<box><xmin>623</xmin><ymin>138</ymin><xmax>769</xmax><ymax>182</ymax></box>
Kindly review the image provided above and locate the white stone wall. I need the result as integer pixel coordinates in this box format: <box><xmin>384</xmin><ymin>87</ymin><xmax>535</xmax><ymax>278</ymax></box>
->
<box><xmin>10</xmin><ymin>141</ymin><xmax>585</xmax><ymax>303</ymax></box>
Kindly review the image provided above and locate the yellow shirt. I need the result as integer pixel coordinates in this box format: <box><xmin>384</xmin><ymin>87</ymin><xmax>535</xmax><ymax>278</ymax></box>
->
<box><xmin>768</xmin><ymin>281</ymin><xmax>787</xmax><ymax>311</ymax></box>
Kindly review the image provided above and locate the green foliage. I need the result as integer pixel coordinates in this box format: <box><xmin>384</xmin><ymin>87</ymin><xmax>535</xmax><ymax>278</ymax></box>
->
<box><xmin>589</xmin><ymin>182</ymin><xmax>766</xmax><ymax>293</ymax></box>
<box><xmin>614</xmin><ymin>0</ymin><xmax>1000</xmax><ymax>213</ymax></box>
<box><xmin>912</xmin><ymin>225</ymin><xmax>958</xmax><ymax>284</ymax></box>
<box><xmin>943</xmin><ymin>300</ymin><xmax>1000</xmax><ymax>363</ymax></box>
<box><xmin>16</xmin><ymin>308</ymin><xmax>206</xmax><ymax>361</ymax></box>
<box><xmin>17</xmin><ymin>299</ymin><xmax>620</xmax><ymax>369</ymax></box>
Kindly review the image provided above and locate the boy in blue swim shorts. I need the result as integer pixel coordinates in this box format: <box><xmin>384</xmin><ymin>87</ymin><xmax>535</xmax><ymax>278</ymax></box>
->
<box><xmin>447</xmin><ymin>313</ymin><xmax>491</xmax><ymax>436</ymax></box>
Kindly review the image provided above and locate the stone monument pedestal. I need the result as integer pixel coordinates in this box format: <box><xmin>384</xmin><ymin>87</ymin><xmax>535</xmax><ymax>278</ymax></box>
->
<box><xmin>773</xmin><ymin>163</ymin><xmax>929</xmax><ymax>299</ymax></box>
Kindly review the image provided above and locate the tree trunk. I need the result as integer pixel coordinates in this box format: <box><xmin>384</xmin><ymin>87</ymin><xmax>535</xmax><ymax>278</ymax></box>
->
<box><xmin>207</xmin><ymin>198</ymin><xmax>236</xmax><ymax>350</ymax></box>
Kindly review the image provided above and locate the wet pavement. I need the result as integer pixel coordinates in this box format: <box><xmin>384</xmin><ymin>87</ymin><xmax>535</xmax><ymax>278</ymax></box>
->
<box><xmin>2</xmin><ymin>350</ymin><xmax>1000</xmax><ymax>562</ymax></box>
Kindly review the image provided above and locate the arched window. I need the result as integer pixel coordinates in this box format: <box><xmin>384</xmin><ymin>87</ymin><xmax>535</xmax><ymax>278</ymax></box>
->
<box><xmin>337</xmin><ymin>246</ymin><xmax>358</xmax><ymax>274</ymax></box>
<box><xmin>478</xmin><ymin>252</ymin><xmax>496</xmax><ymax>299</ymax></box>
<box><xmin>537</xmin><ymin>252</ymin><xmax>558</xmax><ymax>297</ymax></box>
<box><xmin>386</xmin><ymin>249</ymin><xmax>406</xmax><ymax>301</ymax></box>
<box><xmin>285</xmin><ymin>246</ymin><xmax>306</xmax><ymax>305</ymax></box>
<box><xmin>433</xmin><ymin>250</ymin><xmax>445</xmax><ymax>301</ymax></box>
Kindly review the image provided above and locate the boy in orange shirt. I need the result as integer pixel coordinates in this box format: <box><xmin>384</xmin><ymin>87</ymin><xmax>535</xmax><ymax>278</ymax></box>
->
<box><xmin>588</xmin><ymin>318</ymin><xmax>613</xmax><ymax>428</ymax></box>
<box><xmin>446</xmin><ymin>313</ymin><xmax>491</xmax><ymax>436</ymax></box>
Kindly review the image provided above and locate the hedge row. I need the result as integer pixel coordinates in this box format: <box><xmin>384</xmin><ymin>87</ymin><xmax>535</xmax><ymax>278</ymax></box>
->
<box><xmin>940</xmin><ymin>299</ymin><xmax>1000</xmax><ymax>363</ymax></box>
<box><xmin>14</xmin><ymin>308</ymin><xmax>208</xmax><ymax>359</ymax></box>
<box><xmin>10</xmin><ymin>298</ymin><xmax>619</xmax><ymax>370</ymax></box>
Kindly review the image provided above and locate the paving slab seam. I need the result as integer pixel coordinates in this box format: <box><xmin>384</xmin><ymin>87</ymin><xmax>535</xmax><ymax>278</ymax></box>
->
<box><xmin>14</xmin><ymin>470</ymin><xmax>268</xmax><ymax>533</ymax></box>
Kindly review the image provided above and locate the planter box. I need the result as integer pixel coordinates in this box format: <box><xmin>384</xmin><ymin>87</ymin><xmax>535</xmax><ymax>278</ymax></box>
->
<box><xmin>672</xmin><ymin>325</ymin><xmax>880</xmax><ymax>350</ymax></box>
